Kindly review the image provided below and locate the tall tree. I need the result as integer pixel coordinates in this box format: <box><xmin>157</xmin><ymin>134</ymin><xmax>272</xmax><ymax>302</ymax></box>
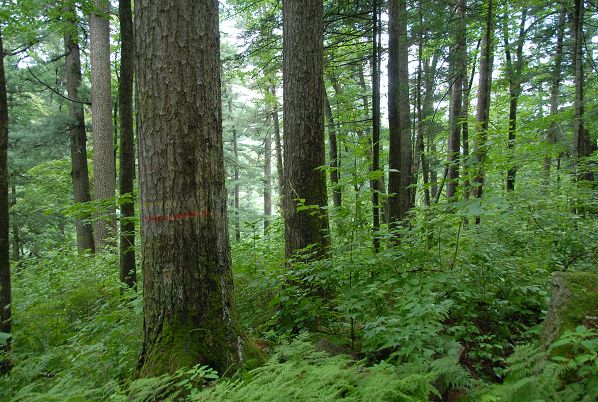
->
<box><xmin>263</xmin><ymin>116</ymin><xmax>272</xmax><ymax>232</ymax></box>
<box><xmin>472</xmin><ymin>0</ymin><xmax>494</xmax><ymax>207</ymax></box>
<box><xmin>136</xmin><ymin>0</ymin><xmax>243</xmax><ymax>375</ymax></box>
<box><xmin>0</xmin><ymin>27</ymin><xmax>11</xmax><ymax>373</ymax></box>
<box><xmin>269</xmin><ymin>85</ymin><xmax>284</xmax><ymax>206</ymax></box>
<box><xmin>118</xmin><ymin>0</ymin><xmax>135</xmax><ymax>287</ymax></box>
<box><xmin>371</xmin><ymin>0</ymin><xmax>382</xmax><ymax>250</ymax></box>
<box><xmin>388</xmin><ymin>0</ymin><xmax>413</xmax><ymax>225</ymax></box>
<box><xmin>282</xmin><ymin>0</ymin><xmax>330</xmax><ymax>259</ymax></box>
<box><xmin>572</xmin><ymin>0</ymin><xmax>592</xmax><ymax>183</ymax></box>
<box><xmin>90</xmin><ymin>0</ymin><xmax>116</xmax><ymax>250</ymax></box>
<box><xmin>544</xmin><ymin>8</ymin><xmax>565</xmax><ymax>182</ymax></box>
<box><xmin>446</xmin><ymin>0</ymin><xmax>466</xmax><ymax>200</ymax></box>
<box><xmin>324</xmin><ymin>88</ymin><xmax>341</xmax><ymax>208</ymax></box>
<box><xmin>64</xmin><ymin>7</ymin><xmax>95</xmax><ymax>252</ymax></box>
<box><xmin>503</xmin><ymin>7</ymin><xmax>527</xmax><ymax>192</ymax></box>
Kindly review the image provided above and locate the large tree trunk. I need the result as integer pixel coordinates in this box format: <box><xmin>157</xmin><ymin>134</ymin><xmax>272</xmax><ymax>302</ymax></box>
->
<box><xmin>0</xmin><ymin>27</ymin><xmax>12</xmax><ymax>373</ymax></box>
<box><xmin>572</xmin><ymin>0</ymin><xmax>593</xmax><ymax>183</ymax></box>
<box><xmin>472</xmin><ymin>0</ymin><xmax>494</xmax><ymax>210</ymax></box>
<box><xmin>544</xmin><ymin>8</ymin><xmax>565</xmax><ymax>183</ymax></box>
<box><xmin>64</xmin><ymin>11</ymin><xmax>95</xmax><ymax>253</ymax></box>
<box><xmin>118</xmin><ymin>0</ymin><xmax>136</xmax><ymax>288</ymax></box>
<box><xmin>504</xmin><ymin>8</ymin><xmax>527</xmax><ymax>192</ymax></box>
<box><xmin>388</xmin><ymin>0</ymin><xmax>413</xmax><ymax>225</ymax></box>
<box><xmin>282</xmin><ymin>0</ymin><xmax>330</xmax><ymax>259</ymax></box>
<box><xmin>90</xmin><ymin>0</ymin><xmax>116</xmax><ymax>250</ymax></box>
<box><xmin>264</xmin><ymin>115</ymin><xmax>272</xmax><ymax>233</ymax></box>
<box><xmin>447</xmin><ymin>0</ymin><xmax>466</xmax><ymax>200</ymax></box>
<box><xmin>136</xmin><ymin>0</ymin><xmax>243</xmax><ymax>376</ymax></box>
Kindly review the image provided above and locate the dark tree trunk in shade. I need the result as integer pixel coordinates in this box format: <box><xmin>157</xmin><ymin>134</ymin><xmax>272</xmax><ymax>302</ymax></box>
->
<box><xmin>544</xmin><ymin>8</ymin><xmax>565</xmax><ymax>183</ymax></box>
<box><xmin>472</xmin><ymin>0</ymin><xmax>494</xmax><ymax>208</ymax></box>
<box><xmin>388</xmin><ymin>0</ymin><xmax>413</xmax><ymax>225</ymax></box>
<box><xmin>264</xmin><ymin>117</ymin><xmax>272</xmax><ymax>233</ymax></box>
<box><xmin>90</xmin><ymin>0</ymin><xmax>116</xmax><ymax>250</ymax></box>
<box><xmin>504</xmin><ymin>9</ymin><xmax>527</xmax><ymax>192</ymax></box>
<box><xmin>135</xmin><ymin>0</ymin><xmax>243</xmax><ymax>376</ymax></box>
<box><xmin>0</xmin><ymin>28</ymin><xmax>12</xmax><ymax>373</ymax></box>
<box><xmin>324</xmin><ymin>88</ymin><xmax>341</xmax><ymax>208</ymax></box>
<box><xmin>572</xmin><ymin>0</ymin><xmax>593</xmax><ymax>183</ymax></box>
<box><xmin>118</xmin><ymin>0</ymin><xmax>136</xmax><ymax>288</ymax></box>
<box><xmin>282</xmin><ymin>0</ymin><xmax>330</xmax><ymax>259</ymax></box>
<box><xmin>64</xmin><ymin>12</ymin><xmax>95</xmax><ymax>253</ymax></box>
<box><xmin>447</xmin><ymin>0</ymin><xmax>466</xmax><ymax>200</ymax></box>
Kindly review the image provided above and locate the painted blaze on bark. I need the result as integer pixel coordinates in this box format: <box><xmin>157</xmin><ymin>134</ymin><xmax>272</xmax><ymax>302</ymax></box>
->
<box><xmin>135</xmin><ymin>0</ymin><xmax>244</xmax><ymax>376</ymax></box>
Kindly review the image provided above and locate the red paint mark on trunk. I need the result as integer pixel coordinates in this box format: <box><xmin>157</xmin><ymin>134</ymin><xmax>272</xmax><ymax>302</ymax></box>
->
<box><xmin>143</xmin><ymin>210</ymin><xmax>211</xmax><ymax>223</ymax></box>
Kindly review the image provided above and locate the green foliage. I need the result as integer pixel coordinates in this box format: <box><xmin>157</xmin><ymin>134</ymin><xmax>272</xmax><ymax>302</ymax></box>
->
<box><xmin>475</xmin><ymin>326</ymin><xmax>598</xmax><ymax>402</ymax></box>
<box><xmin>0</xmin><ymin>250</ymin><xmax>142</xmax><ymax>401</ymax></box>
<box><xmin>191</xmin><ymin>335</ymin><xmax>471</xmax><ymax>401</ymax></box>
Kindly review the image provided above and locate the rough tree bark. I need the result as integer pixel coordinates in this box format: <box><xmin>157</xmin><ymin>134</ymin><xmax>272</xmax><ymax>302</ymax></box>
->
<box><xmin>136</xmin><ymin>0</ymin><xmax>245</xmax><ymax>376</ymax></box>
<box><xmin>0</xmin><ymin>27</ymin><xmax>12</xmax><ymax>373</ymax></box>
<box><xmin>90</xmin><ymin>0</ymin><xmax>116</xmax><ymax>250</ymax></box>
<box><xmin>447</xmin><ymin>0</ymin><xmax>466</xmax><ymax>200</ymax></box>
<box><xmin>388</xmin><ymin>0</ymin><xmax>413</xmax><ymax>225</ymax></box>
<box><xmin>472</xmin><ymin>0</ymin><xmax>494</xmax><ymax>210</ymax></box>
<box><xmin>118</xmin><ymin>0</ymin><xmax>136</xmax><ymax>287</ymax></box>
<box><xmin>282</xmin><ymin>0</ymin><xmax>330</xmax><ymax>259</ymax></box>
<box><xmin>64</xmin><ymin>9</ymin><xmax>95</xmax><ymax>253</ymax></box>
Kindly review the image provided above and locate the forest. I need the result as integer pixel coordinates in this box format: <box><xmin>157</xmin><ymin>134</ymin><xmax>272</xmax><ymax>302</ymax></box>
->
<box><xmin>0</xmin><ymin>0</ymin><xmax>597</xmax><ymax>400</ymax></box>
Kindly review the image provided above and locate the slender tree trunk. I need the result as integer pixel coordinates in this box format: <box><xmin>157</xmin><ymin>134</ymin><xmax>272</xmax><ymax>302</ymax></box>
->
<box><xmin>282</xmin><ymin>0</ymin><xmax>330</xmax><ymax>259</ymax></box>
<box><xmin>233</xmin><ymin>127</ymin><xmax>240</xmax><ymax>242</ymax></box>
<box><xmin>90</xmin><ymin>0</ymin><xmax>116</xmax><ymax>250</ymax></box>
<box><xmin>472</xmin><ymin>0</ymin><xmax>494</xmax><ymax>212</ymax></box>
<box><xmin>118</xmin><ymin>0</ymin><xmax>136</xmax><ymax>288</ymax></box>
<box><xmin>0</xmin><ymin>27</ymin><xmax>12</xmax><ymax>373</ymax></box>
<box><xmin>64</xmin><ymin>11</ymin><xmax>95</xmax><ymax>253</ymax></box>
<box><xmin>544</xmin><ymin>8</ymin><xmax>565</xmax><ymax>183</ymax></box>
<box><xmin>324</xmin><ymin>88</ymin><xmax>341</xmax><ymax>208</ymax></box>
<box><xmin>10</xmin><ymin>185</ymin><xmax>19</xmax><ymax>261</ymax></box>
<box><xmin>372</xmin><ymin>0</ymin><xmax>381</xmax><ymax>251</ymax></box>
<box><xmin>422</xmin><ymin>54</ymin><xmax>438</xmax><ymax>201</ymax></box>
<box><xmin>447</xmin><ymin>0</ymin><xmax>466</xmax><ymax>200</ymax></box>
<box><xmin>388</xmin><ymin>0</ymin><xmax>413</xmax><ymax>225</ymax></box>
<box><xmin>136</xmin><ymin>0</ymin><xmax>244</xmax><ymax>376</ymax></box>
<box><xmin>572</xmin><ymin>0</ymin><xmax>592</xmax><ymax>183</ymax></box>
<box><xmin>264</xmin><ymin>117</ymin><xmax>272</xmax><ymax>233</ymax></box>
<box><xmin>416</xmin><ymin>4</ymin><xmax>430</xmax><ymax>207</ymax></box>
<box><xmin>269</xmin><ymin>85</ymin><xmax>284</xmax><ymax>207</ymax></box>
<box><xmin>504</xmin><ymin>9</ymin><xmax>527</xmax><ymax>192</ymax></box>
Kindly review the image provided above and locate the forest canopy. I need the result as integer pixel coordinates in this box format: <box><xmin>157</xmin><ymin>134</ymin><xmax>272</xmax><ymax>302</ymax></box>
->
<box><xmin>0</xmin><ymin>0</ymin><xmax>597</xmax><ymax>401</ymax></box>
